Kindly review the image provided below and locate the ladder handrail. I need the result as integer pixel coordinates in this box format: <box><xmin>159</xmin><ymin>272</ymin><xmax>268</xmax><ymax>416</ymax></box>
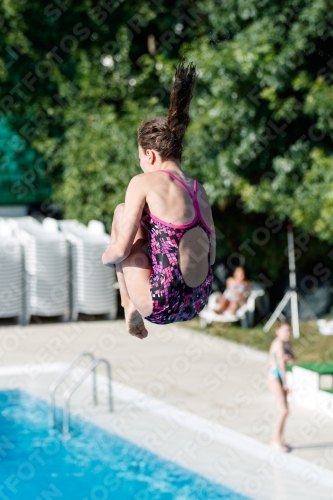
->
<box><xmin>62</xmin><ymin>358</ymin><xmax>112</xmax><ymax>436</ymax></box>
<box><xmin>49</xmin><ymin>351</ymin><xmax>96</xmax><ymax>426</ymax></box>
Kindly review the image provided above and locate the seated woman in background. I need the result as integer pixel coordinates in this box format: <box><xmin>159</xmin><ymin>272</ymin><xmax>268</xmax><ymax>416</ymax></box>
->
<box><xmin>213</xmin><ymin>266</ymin><xmax>251</xmax><ymax>315</ymax></box>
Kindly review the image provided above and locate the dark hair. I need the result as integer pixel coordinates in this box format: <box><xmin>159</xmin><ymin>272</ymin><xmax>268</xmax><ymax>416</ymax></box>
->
<box><xmin>137</xmin><ymin>62</ymin><xmax>197</xmax><ymax>161</ymax></box>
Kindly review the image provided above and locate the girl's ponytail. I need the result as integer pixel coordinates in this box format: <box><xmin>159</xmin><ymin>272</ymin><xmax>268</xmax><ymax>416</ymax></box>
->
<box><xmin>168</xmin><ymin>62</ymin><xmax>197</xmax><ymax>144</ymax></box>
<box><xmin>138</xmin><ymin>61</ymin><xmax>197</xmax><ymax>161</ymax></box>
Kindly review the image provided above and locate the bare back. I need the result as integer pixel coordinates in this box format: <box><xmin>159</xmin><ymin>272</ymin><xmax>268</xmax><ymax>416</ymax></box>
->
<box><xmin>143</xmin><ymin>170</ymin><xmax>215</xmax><ymax>288</ymax></box>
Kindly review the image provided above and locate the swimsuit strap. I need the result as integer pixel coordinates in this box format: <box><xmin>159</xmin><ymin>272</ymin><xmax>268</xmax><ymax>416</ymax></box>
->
<box><xmin>192</xmin><ymin>179</ymin><xmax>202</xmax><ymax>219</ymax></box>
<box><xmin>157</xmin><ymin>170</ymin><xmax>212</xmax><ymax>233</ymax></box>
<box><xmin>158</xmin><ymin>170</ymin><xmax>194</xmax><ymax>199</ymax></box>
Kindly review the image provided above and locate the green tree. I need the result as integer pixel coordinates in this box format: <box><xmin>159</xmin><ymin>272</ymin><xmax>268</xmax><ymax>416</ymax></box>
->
<box><xmin>181</xmin><ymin>0</ymin><xmax>333</xmax><ymax>247</ymax></box>
<box><xmin>0</xmin><ymin>0</ymin><xmax>199</xmax><ymax>225</ymax></box>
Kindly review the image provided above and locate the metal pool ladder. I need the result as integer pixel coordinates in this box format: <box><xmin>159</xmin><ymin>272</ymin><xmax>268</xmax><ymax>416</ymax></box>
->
<box><xmin>49</xmin><ymin>351</ymin><xmax>113</xmax><ymax>436</ymax></box>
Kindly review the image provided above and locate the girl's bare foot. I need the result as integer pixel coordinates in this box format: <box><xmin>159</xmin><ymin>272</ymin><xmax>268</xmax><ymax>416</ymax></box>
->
<box><xmin>124</xmin><ymin>305</ymin><xmax>148</xmax><ymax>339</ymax></box>
<box><xmin>270</xmin><ymin>440</ymin><xmax>291</xmax><ymax>452</ymax></box>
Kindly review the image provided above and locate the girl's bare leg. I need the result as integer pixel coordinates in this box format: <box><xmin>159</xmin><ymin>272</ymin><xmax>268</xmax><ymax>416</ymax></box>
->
<box><xmin>213</xmin><ymin>295</ymin><xmax>229</xmax><ymax>314</ymax></box>
<box><xmin>112</xmin><ymin>204</ymin><xmax>152</xmax><ymax>338</ymax></box>
<box><xmin>227</xmin><ymin>297</ymin><xmax>246</xmax><ymax>315</ymax></box>
<box><xmin>116</xmin><ymin>264</ymin><xmax>148</xmax><ymax>339</ymax></box>
<box><xmin>268</xmin><ymin>377</ymin><xmax>289</xmax><ymax>449</ymax></box>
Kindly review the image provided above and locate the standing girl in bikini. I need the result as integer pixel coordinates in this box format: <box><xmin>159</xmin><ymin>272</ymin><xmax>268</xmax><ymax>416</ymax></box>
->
<box><xmin>102</xmin><ymin>63</ymin><xmax>216</xmax><ymax>338</ymax></box>
<box><xmin>268</xmin><ymin>321</ymin><xmax>296</xmax><ymax>451</ymax></box>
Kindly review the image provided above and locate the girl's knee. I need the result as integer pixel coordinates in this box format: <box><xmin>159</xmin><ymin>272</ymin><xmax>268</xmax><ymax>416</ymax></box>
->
<box><xmin>279</xmin><ymin>405</ymin><xmax>289</xmax><ymax>417</ymax></box>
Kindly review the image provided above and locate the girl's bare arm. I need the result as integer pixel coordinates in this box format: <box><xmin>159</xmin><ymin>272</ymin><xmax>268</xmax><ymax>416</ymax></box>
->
<box><xmin>102</xmin><ymin>175</ymin><xmax>147</xmax><ymax>266</ymax></box>
<box><xmin>284</xmin><ymin>341</ymin><xmax>296</xmax><ymax>362</ymax></box>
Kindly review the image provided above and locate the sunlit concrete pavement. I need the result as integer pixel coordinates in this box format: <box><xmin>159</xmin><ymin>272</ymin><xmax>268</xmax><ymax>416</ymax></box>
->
<box><xmin>0</xmin><ymin>319</ymin><xmax>332</xmax><ymax>475</ymax></box>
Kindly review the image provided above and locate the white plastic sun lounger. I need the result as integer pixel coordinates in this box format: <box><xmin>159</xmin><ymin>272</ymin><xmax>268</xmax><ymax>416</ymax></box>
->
<box><xmin>199</xmin><ymin>289</ymin><xmax>266</xmax><ymax>328</ymax></box>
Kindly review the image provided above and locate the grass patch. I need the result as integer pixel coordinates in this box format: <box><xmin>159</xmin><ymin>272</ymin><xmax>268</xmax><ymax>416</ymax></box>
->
<box><xmin>185</xmin><ymin>318</ymin><xmax>333</xmax><ymax>364</ymax></box>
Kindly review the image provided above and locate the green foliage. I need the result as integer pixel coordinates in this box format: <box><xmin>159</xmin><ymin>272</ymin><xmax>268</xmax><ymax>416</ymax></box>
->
<box><xmin>181</xmin><ymin>0</ymin><xmax>333</xmax><ymax>244</ymax></box>
<box><xmin>53</xmin><ymin>106</ymin><xmax>139</xmax><ymax>228</ymax></box>
<box><xmin>0</xmin><ymin>0</ymin><xmax>194</xmax><ymax>223</ymax></box>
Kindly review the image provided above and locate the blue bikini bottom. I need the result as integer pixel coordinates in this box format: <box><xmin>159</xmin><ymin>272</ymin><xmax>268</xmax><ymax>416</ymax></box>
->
<box><xmin>269</xmin><ymin>367</ymin><xmax>283</xmax><ymax>384</ymax></box>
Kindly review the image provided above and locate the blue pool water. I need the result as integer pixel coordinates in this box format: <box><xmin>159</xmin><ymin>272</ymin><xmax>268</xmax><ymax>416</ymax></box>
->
<box><xmin>0</xmin><ymin>390</ymin><xmax>251</xmax><ymax>500</ymax></box>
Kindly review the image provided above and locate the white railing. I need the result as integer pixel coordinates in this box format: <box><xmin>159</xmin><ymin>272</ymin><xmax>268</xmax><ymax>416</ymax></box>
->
<box><xmin>49</xmin><ymin>352</ymin><xmax>112</xmax><ymax>436</ymax></box>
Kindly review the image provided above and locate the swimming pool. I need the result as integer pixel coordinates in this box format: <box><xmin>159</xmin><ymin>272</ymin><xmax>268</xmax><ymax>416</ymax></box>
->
<box><xmin>0</xmin><ymin>390</ymin><xmax>252</xmax><ymax>500</ymax></box>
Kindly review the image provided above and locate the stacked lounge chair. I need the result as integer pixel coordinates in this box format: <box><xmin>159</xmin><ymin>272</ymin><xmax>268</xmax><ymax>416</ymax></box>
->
<box><xmin>56</xmin><ymin>218</ymin><xmax>117</xmax><ymax>321</ymax></box>
<box><xmin>0</xmin><ymin>216</ymin><xmax>117</xmax><ymax>324</ymax></box>
<box><xmin>14</xmin><ymin>216</ymin><xmax>70</xmax><ymax>324</ymax></box>
<box><xmin>0</xmin><ymin>219</ymin><xmax>24</xmax><ymax>323</ymax></box>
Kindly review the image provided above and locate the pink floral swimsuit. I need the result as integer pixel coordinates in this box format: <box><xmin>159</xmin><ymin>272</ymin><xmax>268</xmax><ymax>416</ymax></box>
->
<box><xmin>140</xmin><ymin>170</ymin><xmax>213</xmax><ymax>325</ymax></box>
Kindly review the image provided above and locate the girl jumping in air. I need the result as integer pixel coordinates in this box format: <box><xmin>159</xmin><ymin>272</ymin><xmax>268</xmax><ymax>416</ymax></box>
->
<box><xmin>102</xmin><ymin>62</ymin><xmax>216</xmax><ymax>338</ymax></box>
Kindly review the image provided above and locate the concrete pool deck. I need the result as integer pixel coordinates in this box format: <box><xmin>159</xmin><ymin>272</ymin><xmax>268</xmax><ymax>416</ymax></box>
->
<box><xmin>0</xmin><ymin>319</ymin><xmax>333</xmax><ymax>499</ymax></box>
